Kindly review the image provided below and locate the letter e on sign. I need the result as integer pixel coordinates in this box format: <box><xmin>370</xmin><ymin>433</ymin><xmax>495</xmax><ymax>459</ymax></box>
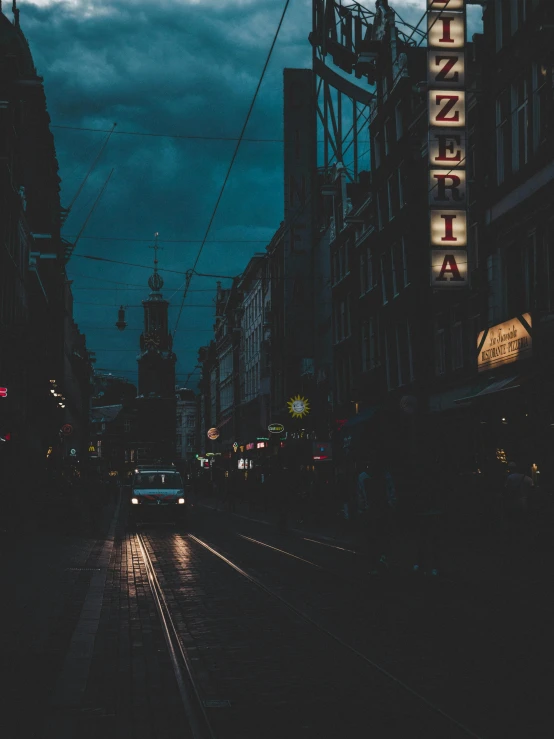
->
<box><xmin>429</xmin><ymin>130</ymin><xmax>466</xmax><ymax>168</ymax></box>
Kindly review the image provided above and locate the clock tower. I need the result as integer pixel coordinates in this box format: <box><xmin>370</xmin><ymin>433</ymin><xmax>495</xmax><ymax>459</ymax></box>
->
<box><xmin>137</xmin><ymin>235</ymin><xmax>176</xmax><ymax>397</ymax></box>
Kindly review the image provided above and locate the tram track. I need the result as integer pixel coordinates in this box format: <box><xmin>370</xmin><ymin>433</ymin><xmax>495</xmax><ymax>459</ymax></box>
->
<box><xmin>137</xmin><ymin>528</ymin><xmax>486</xmax><ymax>739</ymax></box>
<box><xmin>136</xmin><ymin>533</ymin><xmax>216</xmax><ymax>739</ymax></box>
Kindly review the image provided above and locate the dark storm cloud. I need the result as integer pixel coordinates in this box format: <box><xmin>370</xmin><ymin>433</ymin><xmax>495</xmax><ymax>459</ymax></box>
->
<box><xmin>19</xmin><ymin>0</ymin><xmax>482</xmax><ymax>384</ymax></box>
<box><xmin>19</xmin><ymin>0</ymin><xmax>312</xmax><ymax>383</ymax></box>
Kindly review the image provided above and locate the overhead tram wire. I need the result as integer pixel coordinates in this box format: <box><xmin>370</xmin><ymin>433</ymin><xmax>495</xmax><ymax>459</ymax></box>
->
<box><xmin>65</xmin><ymin>123</ymin><xmax>116</xmax><ymax>214</ymax></box>
<box><xmin>52</xmin><ymin>124</ymin><xmax>283</xmax><ymax>143</ymax></box>
<box><xmin>63</xmin><ymin>235</ymin><xmax>270</xmax><ymax>243</ymax></box>
<box><xmin>172</xmin><ymin>0</ymin><xmax>292</xmax><ymax>343</ymax></box>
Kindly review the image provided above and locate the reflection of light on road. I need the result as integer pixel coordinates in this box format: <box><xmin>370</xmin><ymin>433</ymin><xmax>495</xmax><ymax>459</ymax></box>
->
<box><xmin>238</xmin><ymin>534</ymin><xmax>322</xmax><ymax>569</ymax></box>
<box><xmin>303</xmin><ymin>537</ymin><xmax>357</xmax><ymax>554</ymax></box>
<box><xmin>169</xmin><ymin>534</ymin><xmax>192</xmax><ymax>566</ymax></box>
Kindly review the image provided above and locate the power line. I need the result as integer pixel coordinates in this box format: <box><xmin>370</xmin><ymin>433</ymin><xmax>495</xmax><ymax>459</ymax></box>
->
<box><xmin>74</xmin><ymin>301</ymin><xmax>214</xmax><ymax>308</ymax></box>
<box><xmin>172</xmin><ymin>0</ymin><xmax>292</xmax><ymax>342</ymax></box>
<box><xmin>52</xmin><ymin>124</ymin><xmax>283</xmax><ymax>143</ymax></box>
<box><xmin>63</xmin><ymin>234</ymin><xmax>270</xmax><ymax>243</ymax></box>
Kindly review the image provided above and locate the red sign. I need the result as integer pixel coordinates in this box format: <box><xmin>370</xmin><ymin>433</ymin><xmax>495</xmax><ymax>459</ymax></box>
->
<box><xmin>0</xmin><ymin>387</ymin><xmax>7</xmax><ymax>398</ymax></box>
<box><xmin>62</xmin><ymin>424</ymin><xmax>73</xmax><ymax>436</ymax></box>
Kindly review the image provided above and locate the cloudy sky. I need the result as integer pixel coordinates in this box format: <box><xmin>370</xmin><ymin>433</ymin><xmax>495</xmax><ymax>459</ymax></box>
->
<box><xmin>16</xmin><ymin>0</ymin><xmax>482</xmax><ymax>388</ymax></box>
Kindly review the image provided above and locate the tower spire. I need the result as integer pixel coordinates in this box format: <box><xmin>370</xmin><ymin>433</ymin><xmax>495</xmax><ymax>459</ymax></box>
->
<box><xmin>147</xmin><ymin>232</ymin><xmax>164</xmax><ymax>294</ymax></box>
<box><xmin>12</xmin><ymin>0</ymin><xmax>19</xmax><ymax>28</ymax></box>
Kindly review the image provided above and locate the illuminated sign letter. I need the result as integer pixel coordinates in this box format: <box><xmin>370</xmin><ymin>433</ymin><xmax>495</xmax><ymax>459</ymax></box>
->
<box><xmin>428</xmin><ymin>52</ymin><xmax>465</xmax><ymax>87</ymax></box>
<box><xmin>430</xmin><ymin>210</ymin><xmax>467</xmax><ymax>247</ymax></box>
<box><xmin>429</xmin><ymin>130</ymin><xmax>465</xmax><ymax>167</ymax></box>
<box><xmin>428</xmin><ymin>11</ymin><xmax>465</xmax><ymax>49</ymax></box>
<box><xmin>431</xmin><ymin>250</ymin><xmax>467</xmax><ymax>285</ymax></box>
<box><xmin>429</xmin><ymin>92</ymin><xmax>465</xmax><ymax>126</ymax></box>
<box><xmin>429</xmin><ymin>170</ymin><xmax>466</xmax><ymax>205</ymax></box>
<box><xmin>428</xmin><ymin>0</ymin><xmax>464</xmax><ymax>9</ymax></box>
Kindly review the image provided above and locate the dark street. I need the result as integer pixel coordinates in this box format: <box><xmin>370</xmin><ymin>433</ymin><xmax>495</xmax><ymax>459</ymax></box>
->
<box><xmin>4</xmin><ymin>490</ymin><xmax>553</xmax><ymax>739</ymax></box>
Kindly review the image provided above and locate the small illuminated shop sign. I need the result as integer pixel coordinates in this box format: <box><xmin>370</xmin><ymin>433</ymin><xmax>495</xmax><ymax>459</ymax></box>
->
<box><xmin>477</xmin><ymin>314</ymin><xmax>532</xmax><ymax>372</ymax></box>
<box><xmin>0</xmin><ymin>387</ymin><xmax>7</xmax><ymax>398</ymax></box>
<box><xmin>428</xmin><ymin>0</ymin><xmax>467</xmax><ymax>289</ymax></box>
<box><xmin>246</xmin><ymin>442</ymin><xmax>255</xmax><ymax>451</ymax></box>
<box><xmin>256</xmin><ymin>442</ymin><xmax>266</xmax><ymax>449</ymax></box>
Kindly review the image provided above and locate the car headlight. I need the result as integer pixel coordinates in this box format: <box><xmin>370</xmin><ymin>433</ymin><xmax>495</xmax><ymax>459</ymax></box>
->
<box><xmin>131</xmin><ymin>498</ymin><xmax>139</xmax><ymax>505</ymax></box>
<box><xmin>178</xmin><ymin>498</ymin><xmax>185</xmax><ymax>505</ymax></box>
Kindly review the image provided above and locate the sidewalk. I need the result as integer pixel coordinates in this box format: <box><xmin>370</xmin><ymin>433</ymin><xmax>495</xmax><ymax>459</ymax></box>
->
<box><xmin>192</xmin><ymin>491</ymin><xmax>554</xmax><ymax>587</ymax></box>
<box><xmin>2</xmin><ymin>494</ymin><xmax>120</xmax><ymax>739</ymax></box>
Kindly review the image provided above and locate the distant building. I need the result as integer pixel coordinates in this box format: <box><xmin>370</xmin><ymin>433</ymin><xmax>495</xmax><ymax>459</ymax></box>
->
<box><xmin>175</xmin><ymin>387</ymin><xmax>197</xmax><ymax>462</ymax></box>
<box><xmin>135</xmin><ymin>240</ymin><xmax>177</xmax><ymax>463</ymax></box>
<box><xmin>237</xmin><ymin>254</ymin><xmax>271</xmax><ymax>443</ymax></box>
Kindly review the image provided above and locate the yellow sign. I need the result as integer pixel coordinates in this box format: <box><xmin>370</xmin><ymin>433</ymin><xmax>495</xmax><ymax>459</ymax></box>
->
<box><xmin>88</xmin><ymin>444</ymin><xmax>96</xmax><ymax>453</ymax></box>
<box><xmin>477</xmin><ymin>314</ymin><xmax>532</xmax><ymax>372</ymax></box>
<box><xmin>287</xmin><ymin>395</ymin><xmax>310</xmax><ymax>419</ymax></box>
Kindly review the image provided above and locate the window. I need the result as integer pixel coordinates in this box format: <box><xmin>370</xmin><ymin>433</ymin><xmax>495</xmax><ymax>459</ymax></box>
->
<box><xmin>523</xmin><ymin>231</ymin><xmax>537</xmax><ymax>310</ymax></box>
<box><xmin>511</xmin><ymin>0</ymin><xmax>532</xmax><ymax>33</ymax></box>
<box><xmin>374</xmin><ymin>132</ymin><xmax>381</xmax><ymax>170</ymax></box>
<box><xmin>397</xmin><ymin>165</ymin><xmax>404</xmax><ymax>209</ymax></box>
<box><xmin>401</xmin><ymin>237</ymin><xmax>409</xmax><ymax>287</ymax></box>
<box><xmin>385</xmin><ymin>329</ymin><xmax>391</xmax><ymax>390</ymax></box>
<box><xmin>124</xmin><ymin>419</ymin><xmax>131</xmax><ymax>433</ymax></box>
<box><xmin>384</xmin><ymin>118</ymin><xmax>391</xmax><ymax>155</ymax></box>
<box><xmin>532</xmin><ymin>62</ymin><xmax>551</xmax><ymax>152</ymax></box>
<box><xmin>487</xmin><ymin>254</ymin><xmax>497</xmax><ymax>324</ymax></box>
<box><xmin>380</xmin><ymin>255</ymin><xmax>388</xmax><ymax>305</ymax></box>
<box><xmin>467</xmin><ymin>126</ymin><xmax>476</xmax><ymax>185</ymax></box>
<box><xmin>395</xmin><ymin>101</ymin><xmax>403</xmax><ymax>140</ymax></box>
<box><xmin>496</xmin><ymin>89</ymin><xmax>511</xmax><ymax>184</ymax></box>
<box><xmin>391</xmin><ymin>245</ymin><xmax>398</xmax><ymax>297</ymax></box>
<box><xmin>361</xmin><ymin>321</ymin><xmax>370</xmax><ymax>372</ymax></box>
<box><xmin>495</xmin><ymin>0</ymin><xmax>512</xmax><ymax>50</ymax></box>
<box><xmin>387</xmin><ymin>176</ymin><xmax>395</xmax><ymax>220</ymax></box>
<box><xmin>407</xmin><ymin>322</ymin><xmax>414</xmax><ymax>382</ymax></box>
<box><xmin>176</xmin><ymin>434</ymin><xmax>182</xmax><ymax>446</ymax></box>
<box><xmin>435</xmin><ymin>329</ymin><xmax>446</xmax><ymax>376</ymax></box>
<box><xmin>376</xmin><ymin>192</ymin><xmax>383</xmax><ymax>231</ymax></box>
<box><xmin>360</xmin><ymin>251</ymin><xmax>366</xmax><ymax>295</ymax></box>
<box><xmin>512</xmin><ymin>76</ymin><xmax>528</xmax><ymax>172</ymax></box>
<box><xmin>366</xmin><ymin>247</ymin><xmax>374</xmax><ymax>291</ymax></box>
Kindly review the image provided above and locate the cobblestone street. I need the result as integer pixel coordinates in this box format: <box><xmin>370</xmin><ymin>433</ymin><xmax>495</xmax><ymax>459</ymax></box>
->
<box><xmin>4</xmin><ymin>493</ymin><xmax>553</xmax><ymax>739</ymax></box>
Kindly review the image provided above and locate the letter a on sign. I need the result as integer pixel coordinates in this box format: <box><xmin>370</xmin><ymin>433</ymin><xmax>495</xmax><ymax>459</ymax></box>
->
<box><xmin>431</xmin><ymin>250</ymin><xmax>467</xmax><ymax>287</ymax></box>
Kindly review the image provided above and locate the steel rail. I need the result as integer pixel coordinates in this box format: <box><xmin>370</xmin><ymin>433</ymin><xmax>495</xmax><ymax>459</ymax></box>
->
<box><xmin>188</xmin><ymin>533</ymin><xmax>487</xmax><ymax>739</ymax></box>
<box><xmin>136</xmin><ymin>533</ymin><xmax>216</xmax><ymax>739</ymax></box>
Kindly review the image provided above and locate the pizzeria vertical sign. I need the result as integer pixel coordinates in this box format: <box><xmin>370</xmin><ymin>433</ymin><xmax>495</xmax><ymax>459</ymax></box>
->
<box><xmin>428</xmin><ymin>0</ymin><xmax>468</xmax><ymax>288</ymax></box>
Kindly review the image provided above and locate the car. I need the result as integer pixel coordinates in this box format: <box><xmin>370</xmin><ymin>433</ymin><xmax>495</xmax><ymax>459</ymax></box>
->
<box><xmin>129</xmin><ymin>467</ymin><xmax>187</xmax><ymax>528</ymax></box>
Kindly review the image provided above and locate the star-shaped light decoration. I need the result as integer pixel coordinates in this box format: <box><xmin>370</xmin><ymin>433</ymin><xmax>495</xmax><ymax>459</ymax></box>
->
<box><xmin>287</xmin><ymin>394</ymin><xmax>310</xmax><ymax>419</ymax></box>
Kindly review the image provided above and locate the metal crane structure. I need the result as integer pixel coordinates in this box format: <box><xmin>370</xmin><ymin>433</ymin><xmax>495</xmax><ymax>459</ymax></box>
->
<box><xmin>310</xmin><ymin>0</ymin><xmax>421</xmax><ymax>182</ymax></box>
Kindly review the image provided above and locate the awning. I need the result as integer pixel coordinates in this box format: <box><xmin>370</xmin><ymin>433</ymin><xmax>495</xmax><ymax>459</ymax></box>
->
<box><xmin>454</xmin><ymin>376</ymin><xmax>520</xmax><ymax>404</ymax></box>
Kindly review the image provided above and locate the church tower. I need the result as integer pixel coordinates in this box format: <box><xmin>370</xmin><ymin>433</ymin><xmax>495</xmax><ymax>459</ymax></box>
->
<box><xmin>137</xmin><ymin>234</ymin><xmax>176</xmax><ymax>397</ymax></box>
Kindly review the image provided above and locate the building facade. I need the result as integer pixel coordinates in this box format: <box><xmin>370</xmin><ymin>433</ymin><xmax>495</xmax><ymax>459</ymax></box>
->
<box><xmin>0</xmin><ymin>7</ymin><xmax>91</xmax><ymax>505</ymax></box>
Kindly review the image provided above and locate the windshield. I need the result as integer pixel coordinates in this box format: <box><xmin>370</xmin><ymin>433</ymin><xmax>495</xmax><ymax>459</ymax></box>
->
<box><xmin>133</xmin><ymin>472</ymin><xmax>183</xmax><ymax>489</ymax></box>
